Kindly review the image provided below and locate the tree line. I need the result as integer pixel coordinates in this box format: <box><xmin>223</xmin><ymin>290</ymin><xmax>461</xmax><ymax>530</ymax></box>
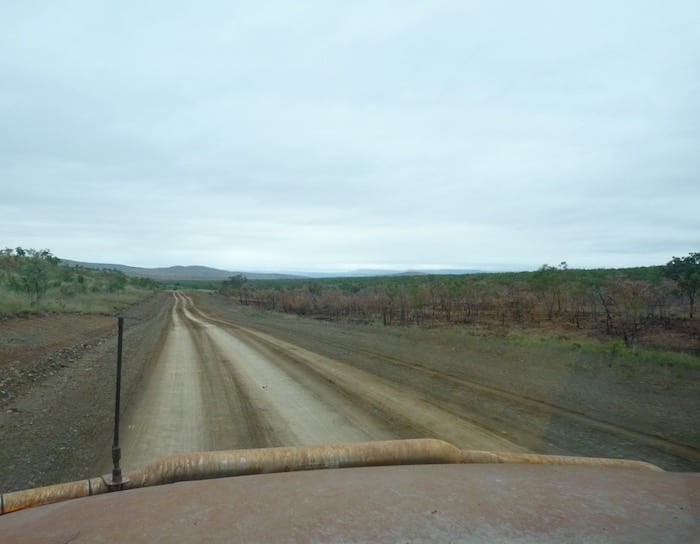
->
<box><xmin>219</xmin><ymin>253</ymin><xmax>699</xmax><ymax>350</ymax></box>
<box><xmin>0</xmin><ymin>247</ymin><xmax>160</xmax><ymax>310</ymax></box>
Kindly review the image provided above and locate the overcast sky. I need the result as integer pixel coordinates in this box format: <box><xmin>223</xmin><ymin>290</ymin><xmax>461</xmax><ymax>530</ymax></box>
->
<box><xmin>2</xmin><ymin>1</ymin><xmax>698</xmax><ymax>272</ymax></box>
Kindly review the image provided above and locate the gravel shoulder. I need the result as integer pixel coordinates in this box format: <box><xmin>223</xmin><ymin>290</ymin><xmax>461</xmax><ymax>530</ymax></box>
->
<box><xmin>0</xmin><ymin>293</ymin><xmax>172</xmax><ymax>492</ymax></box>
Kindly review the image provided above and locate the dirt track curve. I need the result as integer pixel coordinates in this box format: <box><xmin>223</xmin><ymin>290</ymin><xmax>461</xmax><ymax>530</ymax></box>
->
<box><xmin>120</xmin><ymin>292</ymin><xmax>524</xmax><ymax>470</ymax></box>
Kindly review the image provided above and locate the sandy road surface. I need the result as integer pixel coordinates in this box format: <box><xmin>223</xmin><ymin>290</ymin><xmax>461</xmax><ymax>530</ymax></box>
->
<box><xmin>120</xmin><ymin>292</ymin><xmax>523</xmax><ymax>470</ymax></box>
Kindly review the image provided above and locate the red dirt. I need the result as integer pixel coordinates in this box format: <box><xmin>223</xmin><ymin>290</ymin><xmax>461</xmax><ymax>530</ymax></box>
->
<box><xmin>0</xmin><ymin>315</ymin><xmax>113</xmax><ymax>367</ymax></box>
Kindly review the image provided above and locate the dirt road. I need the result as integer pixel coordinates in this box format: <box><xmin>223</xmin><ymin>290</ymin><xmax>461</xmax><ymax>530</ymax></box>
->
<box><xmin>2</xmin><ymin>290</ymin><xmax>698</xmax><ymax>492</ymax></box>
<box><xmin>191</xmin><ymin>292</ymin><xmax>700</xmax><ymax>473</ymax></box>
<box><xmin>120</xmin><ymin>292</ymin><xmax>523</xmax><ymax>470</ymax></box>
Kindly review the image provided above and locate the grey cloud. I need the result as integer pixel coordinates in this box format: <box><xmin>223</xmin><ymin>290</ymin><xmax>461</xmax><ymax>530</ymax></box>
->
<box><xmin>2</xmin><ymin>1</ymin><xmax>699</xmax><ymax>270</ymax></box>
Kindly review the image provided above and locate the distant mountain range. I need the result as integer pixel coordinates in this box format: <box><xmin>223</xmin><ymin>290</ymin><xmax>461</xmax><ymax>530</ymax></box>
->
<box><xmin>300</xmin><ymin>268</ymin><xmax>485</xmax><ymax>278</ymax></box>
<box><xmin>61</xmin><ymin>260</ymin><xmax>301</xmax><ymax>281</ymax></box>
<box><xmin>62</xmin><ymin>260</ymin><xmax>484</xmax><ymax>281</ymax></box>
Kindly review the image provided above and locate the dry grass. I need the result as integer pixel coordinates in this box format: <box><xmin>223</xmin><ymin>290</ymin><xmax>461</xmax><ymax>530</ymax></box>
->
<box><xmin>0</xmin><ymin>286</ymin><xmax>156</xmax><ymax>316</ymax></box>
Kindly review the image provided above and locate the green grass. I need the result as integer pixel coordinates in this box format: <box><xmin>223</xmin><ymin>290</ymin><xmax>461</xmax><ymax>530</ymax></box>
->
<box><xmin>503</xmin><ymin>329</ymin><xmax>700</xmax><ymax>369</ymax></box>
<box><xmin>595</xmin><ymin>341</ymin><xmax>700</xmax><ymax>369</ymax></box>
<box><xmin>1</xmin><ymin>249</ymin><xmax>164</xmax><ymax>316</ymax></box>
<box><xmin>0</xmin><ymin>286</ymin><xmax>157</xmax><ymax>316</ymax></box>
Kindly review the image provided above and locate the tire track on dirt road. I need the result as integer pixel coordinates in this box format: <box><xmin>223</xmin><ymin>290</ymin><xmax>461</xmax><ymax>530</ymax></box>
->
<box><xmin>186</xmin><ymin>296</ymin><xmax>700</xmax><ymax>468</ymax></box>
<box><xmin>178</xmin><ymin>293</ymin><xmax>388</xmax><ymax>447</ymax></box>
<box><xmin>121</xmin><ymin>292</ymin><xmax>525</xmax><ymax>470</ymax></box>
<box><xmin>179</xmin><ymin>293</ymin><xmax>526</xmax><ymax>453</ymax></box>
<box><xmin>121</xmin><ymin>292</ymin><xmax>282</xmax><ymax>470</ymax></box>
<box><xmin>120</xmin><ymin>293</ymin><xmax>210</xmax><ymax>469</ymax></box>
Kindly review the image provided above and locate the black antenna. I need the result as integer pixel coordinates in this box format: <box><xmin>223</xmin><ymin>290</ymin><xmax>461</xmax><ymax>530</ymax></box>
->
<box><xmin>105</xmin><ymin>315</ymin><xmax>128</xmax><ymax>489</ymax></box>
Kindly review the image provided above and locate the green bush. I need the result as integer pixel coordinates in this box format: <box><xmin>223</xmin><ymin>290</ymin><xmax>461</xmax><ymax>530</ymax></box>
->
<box><xmin>0</xmin><ymin>247</ymin><xmax>160</xmax><ymax>316</ymax></box>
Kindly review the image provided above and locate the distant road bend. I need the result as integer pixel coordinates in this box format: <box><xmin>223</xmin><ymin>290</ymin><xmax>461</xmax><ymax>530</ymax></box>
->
<box><xmin>120</xmin><ymin>292</ymin><xmax>524</xmax><ymax>469</ymax></box>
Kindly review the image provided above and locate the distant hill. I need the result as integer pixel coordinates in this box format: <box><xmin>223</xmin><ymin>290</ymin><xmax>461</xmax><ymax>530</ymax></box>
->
<box><xmin>61</xmin><ymin>260</ymin><xmax>302</xmax><ymax>281</ymax></box>
<box><xmin>392</xmin><ymin>268</ymin><xmax>485</xmax><ymax>276</ymax></box>
<box><xmin>301</xmin><ymin>268</ymin><xmax>485</xmax><ymax>278</ymax></box>
<box><xmin>61</xmin><ymin>260</ymin><xmax>486</xmax><ymax>281</ymax></box>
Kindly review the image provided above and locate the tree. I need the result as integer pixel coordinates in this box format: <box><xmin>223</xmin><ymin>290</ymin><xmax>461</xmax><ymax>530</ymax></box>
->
<box><xmin>9</xmin><ymin>249</ymin><xmax>56</xmax><ymax>303</ymax></box>
<box><xmin>664</xmin><ymin>252</ymin><xmax>700</xmax><ymax>319</ymax></box>
<box><xmin>219</xmin><ymin>274</ymin><xmax>248</xmax><ymax>304</ymax></box>
<box><xmin>533</xmin><ymin>262</ymin><xmax>568</xmax><ymax>321</ymax></box>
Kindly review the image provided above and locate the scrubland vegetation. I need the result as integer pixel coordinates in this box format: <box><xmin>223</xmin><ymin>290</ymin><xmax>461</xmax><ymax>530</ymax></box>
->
<box><xmin>0</xmin><ymin>248</ymin><xmax>160</xmax><ymax>316</ymax></box>
<box><xmin>220</xmin><ymin>254</ymin><xmax>700</xmax><ymax>360</ymax></box>
<box><xmin>3</xmin><ymin>246</ymin><xmax>697</xmax><ymax>361</ymax></box>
